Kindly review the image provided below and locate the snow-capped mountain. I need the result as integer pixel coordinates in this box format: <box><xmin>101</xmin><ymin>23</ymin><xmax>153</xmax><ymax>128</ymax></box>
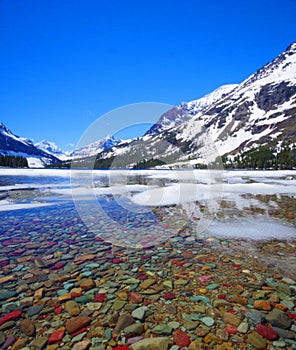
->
<box><xmin>146</xmin><ymin>84</ymin><xmax>238</xmax><ymax>135</ymax></box>
<box><xmin>35</xmin><ymin>140</ymin><xmax>72</xmax><ymax>161</ymax></box>
<box><xmin>90</xmin><ymin>41</ymin><xmax>296</xmax><ymax>168</ymax></box>
<box><xmin>0</xmin><ymin>123</ymin><xmax>59</xmax><ymax>167</ymax></box>
<box><xmin>71</xmin><ymin>135</ymin><xmax>122</xmax><ymax>159</ymax></box>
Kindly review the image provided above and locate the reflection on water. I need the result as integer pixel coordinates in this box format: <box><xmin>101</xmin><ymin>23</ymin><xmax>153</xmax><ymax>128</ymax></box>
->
<box><xmin>0</xmin><ymin>169</ymin><xmax>295</xmax><ymax>245</ymax></box>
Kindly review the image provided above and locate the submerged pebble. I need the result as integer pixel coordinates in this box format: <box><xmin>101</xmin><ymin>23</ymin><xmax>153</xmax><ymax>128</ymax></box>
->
<box><xmin>0</xmin><ymin>198</ymin><xmax>295</xmax><ymax>349</ymax></box>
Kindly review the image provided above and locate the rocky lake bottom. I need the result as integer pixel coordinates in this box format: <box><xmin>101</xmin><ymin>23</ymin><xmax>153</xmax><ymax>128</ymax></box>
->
<box><xmin>0</xmin><ymin>169</ymin><xmax>295</xmax><ymax>350</ymax></box>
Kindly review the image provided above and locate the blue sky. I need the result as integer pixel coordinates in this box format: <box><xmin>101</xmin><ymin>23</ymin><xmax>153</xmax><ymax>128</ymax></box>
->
<box><xmin>0</xmin><ymin>0</ymin><xmax>295</xmax><ymax>150</ymax></box>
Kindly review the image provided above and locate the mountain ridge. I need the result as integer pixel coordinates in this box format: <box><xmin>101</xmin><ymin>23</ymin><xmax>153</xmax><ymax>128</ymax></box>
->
<box><xmin>2</xmin><ymin>41</ymin><xmax>295</xmax><ymax>169</ymax></box>
<box><xmin>0</xmin><ymin>122</ymin><xmax>59</xmax><ymax>167</ymax></box>
<box><xmin>87</xmin><ymin>41</ymin><xmax>296</xmax><ymax>169</ymax></box>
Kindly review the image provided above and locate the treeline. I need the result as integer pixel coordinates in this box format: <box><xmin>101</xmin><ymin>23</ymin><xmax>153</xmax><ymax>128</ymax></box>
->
<box><xmin>0</xmin><ymin>155</ymin><xmax>28</xmax><ymax>168</ymax></box>
<box><xmin>133</xmin><ymin>158</ymin><xmax>166</xmax><ymax>169</ymax></box>
<box><xmin>49</xmin><ymin>144</ymin><xmax>296</xmax><ymax>170</ymax></box>
<box><xmin>222</xmin><ymin>145</ymin><xmax>296</xmax><ymax>170</ymax></box>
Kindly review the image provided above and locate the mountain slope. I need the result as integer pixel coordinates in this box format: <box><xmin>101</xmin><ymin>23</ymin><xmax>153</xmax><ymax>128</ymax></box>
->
<box><xmin>0</xmin><ymin>123</ymin><xmax>59</xmax><ymax>167</ymax></box>
<box><xmin>92</xmin><ymin>41</ymin><xmax>296</xmax><ymax>168</ymax></box>
<box><xmin>146</xmin><ymin>84</ymin><xmax>238</xmax><ymax>135</ymax></box>
<box><xmin>70</xmin><ymin>135</ymin><xmax>122</xmax><ymax>159</ymax></box>
<box><xmin>35</xmin><ymin>140</ymin><xmax>72</xmax><ymax>161</ymax></box>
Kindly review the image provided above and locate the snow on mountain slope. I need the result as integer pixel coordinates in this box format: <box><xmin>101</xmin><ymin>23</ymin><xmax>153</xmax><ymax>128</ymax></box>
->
<box><xmin>71</xmin><ymin>135</ymin><xmax>122</xmax><ymax>159</ymax></box>
<box><xmin>146</xmin><ymin>84</ymin><xmax>238</xmax><ymax>135</ymax></box>
<box><xmin>93</xmin><ymin>41</ymin><xmax>296</xmax><ymax>168</ymax></box>
<box><xmin>35</xmin><ymin>140</ymin><xmax>72</xmax><ymax>161</ymax></box>
<box><xmin>0</xmin><ymin>122</ymin><xmax>59</xmax><ymax>167</ymax></box>
<box><xmin>182</xmin><ymin>41</ymin><xmax>296</xmax><ymax>156</ymax></box>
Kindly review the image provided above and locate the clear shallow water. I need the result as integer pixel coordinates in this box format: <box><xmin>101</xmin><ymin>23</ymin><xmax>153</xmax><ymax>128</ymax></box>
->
<box><xmin>0</xmin><ymin>168</ymin><xmax>295</xmax><ymax>246</ymax></box>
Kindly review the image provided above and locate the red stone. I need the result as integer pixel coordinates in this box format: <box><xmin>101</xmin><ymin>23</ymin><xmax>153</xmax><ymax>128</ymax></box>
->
<box><xmin>163</xmin><ymin>291</ymin><xmax>176</xmax><ymax>300</ymax></box>
<box><xmin>138</xmin><ymin>274</ymin><xmax>147</xmax><ymax>280</ymax></box>
<box><xmin>46</xmin><ymin>241</ymin><xmax>57</xmax><ymax>245</ymax></box>
<box><xmin>48</xmin><ymin>329</ymin><xmax>65</xmax><ymax>344</ymax></box>
<box><xmin>94</xmin><ymin>293</ymin><xmax>106</xmax><ymax>302</ymax></box>
<box><xmin>233</xmin><ymin>263</ymin><xmax>241</xmax><ymax>268</ymax></box>
<box><xmin>70</xmin><ymin>327</ymin><xmax>88</xmax><ymax>338</ymax></box>
<box><xmin>141</xmin><ymin>255</ymin><xmax>150</xmax><ymax>260</ymax></box>
<box><xmin>66</xmin><ymin>316</ymin><xmax>91</xmax><ymax>334</ymax></box>
<box><xmin>172</xmin><ymin>260</ymin><xmax>184</xmax><ymax>266</ymax></box>
<box><xmin>71</xmin><ymin>293</ymin><xmax>83</xmax><ymax>298</ymax></box>
<box><xmin>182</xmin><ymin>251</ymin><xmax>194</xmax><ymax>256</ymax></box>
<box><xmin>113</xmin><ymin>346</ymin><xmax>130</xmax><ymax>350</ymax></box>
<box><xmin>218</xmin><ymin>294</ymin><xmax>226</xmax><ymax>299</ymax></box>
<box><xmin>50</xmin><ymin>262</ymin><xmax>65</xmax><ymax>270</ymax></box>
<box><xmin>198</xmin><ymin>275</ymin><xmax>212</xmax><ymax>283</ymax></box>
<box><xmin>0</xmin><ymin>259</ymin><xmax>9</xmax><ymax>267</ymax></box>
<box><xmin>39</xmin><ymin>327</ymin><xmax>46</xmax><ymax>334</ymax></box>
<box><xmin>0</xmin><ymin>310</ymin><xmax>22</xmax><ymax>326</ymax></box>
<box><xmin>1</xmin><ymin>240</ymin><xmax>13</xmax><ymax>246</ymax></box>
<box><xmin>256</xmin><ymin>324</ymin><xmax>278</xmax><ymax>340</ymax></box>
<box><xmin>112</xmin><ymin>258</ymin><xmax>123</xmax><ymax>264</ymax></box>
<box><xmin>222</xmin><ymin>283</ymin><xmax>231</xmax><ymax>287</ymax></box>
<box><xmin>54</xmin><ymin>306</ymin><xmax>63</xmax><ymax>314</ymax></box>
<box><xmin>10</xmin><ymin>249</ymin><xmax>25</xmax><ymax>256</ymax></box>
<box><xmin>225</xmin><ymin>325</ymin><xmax>238</xmax><ymax>334</ymax></box>
<box><xmin>287</xmin><ymin>311</ymin><xmax>296</xmax><ymax>320</ymax></box>
<box><xmin>65</xmin><ymin>240</ymin><xmax>77</xmax><ymax>244</ymax></box>
<box><xmin>174</xmin><ymin>330</ymin><xmax>191</xmax><ymax>347</ymax></box>
<box><xmin>129</xmin><ymin>292</ymin><xmax>143</xmax><ymax>304</ymax></box>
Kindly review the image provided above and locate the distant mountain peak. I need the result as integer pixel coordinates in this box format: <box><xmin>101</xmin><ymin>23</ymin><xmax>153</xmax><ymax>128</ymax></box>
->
<box><xmin>71</xmin><ymin>134</ymin><xmax>122</xmax><ymax>159</ymax></box>
<box><xmin>35</xmin><ymin>139</ymin><xmax>72</xmax><ymax>161</ymax></box>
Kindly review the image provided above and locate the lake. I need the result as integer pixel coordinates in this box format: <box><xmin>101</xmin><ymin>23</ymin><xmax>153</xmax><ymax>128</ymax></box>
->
<box><xmin>0</xmin><ymin>168</ymin><xmax>296</xmax><ymax>246</ymax></box>
<box><xmin>0</xmin><ymin>168</ymin><xmax>296</xmax><ymax>349</ymax></box>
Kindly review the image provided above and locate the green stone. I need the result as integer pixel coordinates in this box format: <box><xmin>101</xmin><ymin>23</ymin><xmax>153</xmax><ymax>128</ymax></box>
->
<box><xmin>174</xmin><ymin>279</ymin><xmax>188</xmax><ymax>286</ymax></box>
<box><xmin>71</xmin><ymin>331</ymin><xmax>87</xmax><ymax>342</ymax></box>
<box><xmin>31</xmin><ymin>337</ymin><xmax>48</xmax><ymax>349</ymax></box>
<box><xmin>163</xmin><ymin>280</ymin><xmax>173</xmax><ymax>290</ymax></box>
<box><xmin>193</xmin><ymin>304</ymin><xmax>206</xmax><ymax>313</ymax></box>
<box><xmin>152</xmin><ymin>324</ymin><xmax>173</xmax><ymax>335</ymax></box>
<box><xmin>248</xmin><ymin>331</ymin><xmax>267</xmax><ymax>349</ymax></box>
<box><xmin>272</xmin><ymin>340</ymin><xmax>287</xmax><ymax>347</ymax></box>
<box><xmin>168</xmin><ymin>321</ymin><xmax>180</xmax><ymax>329</ymax></box>
<box><xmin>86</xmin><ymin>302</ymin><xmax>102</xmax><ymax>311</ymax></box>
<box><xmin>190</xmin><ymin>295</ymin><xmax>211</xmax><ymax>304</ymax></box>
<box><xmin>105</xmin><ymin>328</ymin><xmax>112</xmax><ymax>340</ymax></box>
<box><xmin>0</xmin><ymin>291</ymin><xmax>17</xmax><ymax>300</ymax></box>
<box><xmin>75</xmin><ymin>295</ymin><xmax>91</xmax><ymax>304</ymax></box>
<box><xmin>200</xmin><ymin>316</ymin><xmax>215</xmax><ymax>327</ymax></box>
<box><xmin>125</xmin><ymin>278</ymin><xmax>140</xmax><ymax>284</ymax></box>
<box><xmin>206</xmin><ymin>283</ymin><xmax>220</xmax><ymax>290</ymax></box>
<box><xmin>81</xmin><ymin>270</ymin><xmax>93</xmax><ymax>277</ymax></box>
<box><xmin>112</xmin><ymin>300</ymin><xmax>126</xmax><ymax>311</ymax></box>
<box><xmin>57</xmin><ymin>289</ymin><xmax>69</xmax><ymax>296</ymax></box>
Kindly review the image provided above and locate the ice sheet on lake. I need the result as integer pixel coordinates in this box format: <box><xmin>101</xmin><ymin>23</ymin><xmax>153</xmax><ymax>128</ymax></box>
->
<box><xmin>0</xmin><ymin>200</ymin><xmax>53</xmax><ymax>211</ymax></box>
<box><xmin>131</xmin><ymin>181</ymin><xmax>296</xmax><ymax>207</ymax></box>
<box><xmin>0</xmin><ymin>169</ymin><xmax>295</xmax><ymax>242</ymax></box>
<box><xmin>206</xmin><ymin>218</ymin><xmax>296</xmax><ymax>241</ymax></box>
